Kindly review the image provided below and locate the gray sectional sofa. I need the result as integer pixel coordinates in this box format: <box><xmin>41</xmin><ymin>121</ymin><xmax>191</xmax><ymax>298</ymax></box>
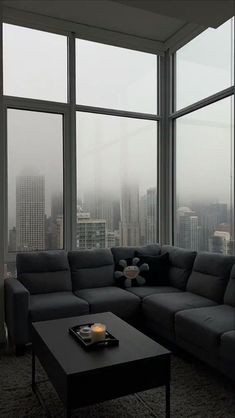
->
<box><xmin>4</xmin><ymin>244</ymin><xmax>235</xmax><ymax>381</ymax></box>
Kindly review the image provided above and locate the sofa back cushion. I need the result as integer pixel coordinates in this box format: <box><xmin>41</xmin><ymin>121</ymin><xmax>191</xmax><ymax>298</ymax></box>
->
<box><xmin>68</xmin><ymin>249</ymin><xmax>115</xmax><ymax>290</ymax></box>
<box><xmin>161</xmin><ymin>245</ymin><xmax>197</xmax><ymax>290</ymax></box>
<box><xmin>186</xmin><ymin>252</ymin><xmax>235</xmax><ymax>303</ymax></box>
<box><xmin>17</xmin><ymin>250</ymin><xmax>71</xmax><ymax>294</ymax></box>
<box><xmin>111</xmin><ymin>244</ymin><xmax>161</xmax><ymax>265</ymax></box>
<box><xmin>224</xmin><ymin>264</ymin><xmax>235</xmax><ymax>307</ymax></box>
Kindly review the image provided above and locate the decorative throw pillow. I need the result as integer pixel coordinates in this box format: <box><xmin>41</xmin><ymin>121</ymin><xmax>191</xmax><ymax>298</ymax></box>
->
<box><xmin>114</xmin><ymin>257</ymin><xmax>149</xmax><ymax>288</ymax></box>
<box><xmin>134</xmin><ymin>252</ymin><xmax>169</xmax><ymax>285</ymax></box>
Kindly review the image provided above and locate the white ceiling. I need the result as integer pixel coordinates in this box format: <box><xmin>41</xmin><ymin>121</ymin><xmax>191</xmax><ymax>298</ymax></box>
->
<box><xmin>2</xmin><ymin>0</ymin><xmax>235</xmax><ymax>53</ymax></box>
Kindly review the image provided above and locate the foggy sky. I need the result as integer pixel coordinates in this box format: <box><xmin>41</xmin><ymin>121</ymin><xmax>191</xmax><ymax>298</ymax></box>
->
<box><xmin>3</xmin><ymin>19</ymin><xmax>234</xmax><ymax>230</ymax></box>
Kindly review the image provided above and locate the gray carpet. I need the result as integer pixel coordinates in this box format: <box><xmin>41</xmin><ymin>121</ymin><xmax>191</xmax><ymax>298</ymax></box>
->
<box><xmin>1</xmin><ymin>347</ymin><xmax>235</xmax><ymax>418</ymax></box>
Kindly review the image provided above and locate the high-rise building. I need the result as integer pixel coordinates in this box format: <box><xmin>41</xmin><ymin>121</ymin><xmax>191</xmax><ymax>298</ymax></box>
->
<box><xmin>8</xmin><ymin>227</ymin><xmax>16</xmax><ymax>252</ymax></box>
<box><xmin>146</xmin><ymin>187</ymin><xmax>157</xmax><ymax>244</ymax></box>
<box><xmin>177</xmin><ymin>207</ymin><xmax>200</xmax><ymax>251</ymax></box>
<box><xmin>51</xmin><ymin>192</ymin><xmax>63</xmax><ymax>222</ymax></box>
<box><xmin>16</xmin><ymin>175</ymin><xmax>45</xmax><ymax>251</ymax></box>
<box><xmin>119</xmin><ymin>182</ymin><xmax>140</xmax><ymax>246</ymax></box>
<box><xmin>77</xmin><ymin>212</ymin><xmax>106</xmax><ymax>249</ymax></box>
<box><xmin>209</xmin><ymin>231</ymin><xmax>231</xmax><ymax>254</ymax></box>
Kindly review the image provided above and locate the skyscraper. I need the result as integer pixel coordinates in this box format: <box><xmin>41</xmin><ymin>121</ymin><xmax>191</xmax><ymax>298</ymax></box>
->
<box><xmin>177</xmin><ymin>207</ymin><xmax>200</xmax><ymax>251</ymax></box>
<box><xmin>16</xmin><ymin>175</ymin><xmax>45</xmax><ymax>251</ymax></box>
<box><xmin>146</xmin><ymin>187</ymin><xmax>157</xmax><ymax>244</ymax></box>
<box><xmin>119</xmin><ymin>182</ymin><xmax>140</xmax><ymax>246</ymax></box>
<box><xmin>77</xmin><ymin>212</ymin><xmax>106</xmax><ymax>249</ymax></box>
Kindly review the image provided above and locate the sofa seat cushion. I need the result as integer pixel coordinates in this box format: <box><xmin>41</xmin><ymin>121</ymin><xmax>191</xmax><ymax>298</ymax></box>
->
<box><xmin>175</xmin><ymin>305</ymin><xmax>235</xmax><ymax>352</ymax></box>
<box><xmin>29</xmin><ymin>292</ymin><xmax>89</xmax><ymax>322</ymax></box>
<box><xmin>220</xmin><ymin>330</ymin><xmax>235</xmax><ymax>362</ymax></box>
<box><xmin>75</xmin><ymin>286</ymin><xmax>140</xmax><ymax>319</ymax></box>
<box><xmin>127</xmin><ymin>286</ymin><xmax>181</xmax><ymax>299</ymax></box>
<box><xmin>142</xmin><ymin>292</ymin><xmax>216</xmax><ymax>338</ymax></box>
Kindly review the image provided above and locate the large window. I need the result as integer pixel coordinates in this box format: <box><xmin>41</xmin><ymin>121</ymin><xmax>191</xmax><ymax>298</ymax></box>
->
<box><xmin>7</xmin><ymin>110</ymin><xmax>64</xmax><ymax>255</ymax></box>
<box><xmin>76</xmin><ymin>113</ymin><xmax>157</xmax><ymax>248</ymax></box>
<box><xmin>176</xmin><ymin>19</ymin><xmax>234</xmax><ymax>109</ymax></box>
<box><xmin>175</xmin><ymin>92</ymin><xmax>234</xmax><ymax>255</ymax></box>
<box><xmin>76</xmin><ymin>39</ymin><xmax>157</xmax><ymax>114</ymax></box>
<box><xmin>174</xmin><ymin>18</ymin><xmax>234</xmax><ymax>255</ymax></box>
<box><xmin>3</xmin><ymin>24</ymin><xmax>67</xmax><ymax>102</ymax></box>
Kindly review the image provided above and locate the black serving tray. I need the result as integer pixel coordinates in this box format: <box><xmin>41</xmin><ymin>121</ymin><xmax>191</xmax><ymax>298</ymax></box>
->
<box><xmin>69</xmin><ymin>323</ymin><xmax>119</xmax><ymax>349</ymax></box>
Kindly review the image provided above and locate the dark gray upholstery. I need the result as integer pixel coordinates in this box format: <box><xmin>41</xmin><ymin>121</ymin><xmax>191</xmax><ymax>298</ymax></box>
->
<box><xmin>17</xmin><ymin>250</ymin><xmax>71</xmax><ymax>294</ymax></box>
<box><xmin>75</xmin><ymin>286</ymin><xmax>140</xmax><ymax>319</ymax></box>
<box><xmin>111</xmin><ymin>244</ymin><xmax>161</xmax><ymax>264</ymax></box>
<box><xmin>186</xmin><ymin>252</ymin><xmax>235</xmax><ymax>303</ymax></box>
<box><xmin>219</xmin><ymin>330</ymin><xmax>235</xmax><ymax>381</ymax></box>
<box><xmin>127</xmin><ymin>286</ymin><xmax>181</xmax><ymax>299</ymax></box>
<box><xmin>142</xmin><ymin>292</ymin><xmax>216</xmax><ymax>340</ymax></box>
<box><xmin>175</xmin><ymin>305</ymin><xmax>235</xmax><ymax>352</ymax></box>
<box><xmin>224</xmin><ymin>265</ymin><xmax>235</xmax><ymax>307</ymax></box>
<box><xmin>161</xmin><ymin>245</ymin><xmax>197</xmax><ymax>290</ymax></box>
<box><xmin>4</xmin><ymin>278</ymin><xmax>30</xmax><ymax>345</ymax></box>
<box><xmin>220</xmin><ymin>330</ymin><xmax>235</xmax><ymax>362</ymax></box>
<box><xmin>68</xmin><ymin>249</ymin><xmax>115</xmax><ymax>290</ymax></box>
<box><xmin>29</xmin><ymin>292</ymin><xmax>89</xmax><ymax>322</ymax></box>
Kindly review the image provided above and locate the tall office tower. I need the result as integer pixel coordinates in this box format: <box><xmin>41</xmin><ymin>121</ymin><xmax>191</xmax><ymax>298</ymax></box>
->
<box><xmin>139</xmin><ymin>194</ymin><xmax>147</xmax><ymax>245</ymax></box>
<box><xmin>209</xmin><ymin>231</ymin><xmax>231</xmax><ymax>254</ymax></box>
<box><xmin>119</xmin><ymin>182</ymin><xmax>140</xmax><ymax>246</ymax></box>
<box><xmin>77</xmin><ymin>212</ymin><xmax>106</xmax><ymax>249</ymax></box>
<box><xmin>177</xmin><ymin>207</ymin><xmax>200</xmax><ymax>251</ymax></box>
<box><xmin>16</xmin><ymin>175</ymin><xmax>45</xmax><ymax>251</ymax></box>
<box><xmin>8</xmin><ymin>227</ymin><xmax>16</xmax><ymax>251</ymax></box>
<box><xmin>51</xmin><ymin>192</ymin><xmax>63</xmax><ymax>222</ymax></box>
<box><xmin>83</xmin><ymin>191</ymin><xmax>117</xmax><ymax>233</ymax></box>
<box><xmin>146</xmin><ymin>187</ymin><xmax>157</xmax><ymax>244</ymax></box>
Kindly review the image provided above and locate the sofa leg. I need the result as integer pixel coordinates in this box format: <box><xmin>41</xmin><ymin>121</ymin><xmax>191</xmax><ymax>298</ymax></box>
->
<box><xmin>15</xmin><ymin>344</ymin><xmax>26</xmax><ymax>356</ymax></box>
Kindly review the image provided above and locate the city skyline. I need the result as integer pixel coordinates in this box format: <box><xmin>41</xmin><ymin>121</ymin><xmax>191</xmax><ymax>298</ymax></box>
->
<box><xmin>8</xmin><ymin>172</ymin><xmax>234</xmax><ymax>256</ymax></box>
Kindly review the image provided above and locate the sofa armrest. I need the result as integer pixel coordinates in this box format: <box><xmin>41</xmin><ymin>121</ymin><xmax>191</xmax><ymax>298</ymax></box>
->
<box><xmin>4</xmin><ymin>278</ymin><xmax>30</xmax><ymax>345</ymax></box>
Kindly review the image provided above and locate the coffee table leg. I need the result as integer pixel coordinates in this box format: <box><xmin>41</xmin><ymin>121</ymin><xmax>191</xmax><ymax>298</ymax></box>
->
<box><xmin>165</xmin><ymin>382</ymin><xmax>170</xmax><ymax>418</ymax></box>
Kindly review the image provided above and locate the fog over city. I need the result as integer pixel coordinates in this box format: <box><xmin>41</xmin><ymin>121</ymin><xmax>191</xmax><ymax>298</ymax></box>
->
<box><xmin>3</xmin><ymin>19</ymin><xmax>234</xmax><ymax>255</ymax></box>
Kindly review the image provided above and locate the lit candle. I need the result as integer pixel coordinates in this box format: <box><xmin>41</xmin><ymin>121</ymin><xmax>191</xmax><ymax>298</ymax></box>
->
<box><xmin>90</xmin><ymin>323</ymin><xmax>106</xmax><ymax>342</ymax></box>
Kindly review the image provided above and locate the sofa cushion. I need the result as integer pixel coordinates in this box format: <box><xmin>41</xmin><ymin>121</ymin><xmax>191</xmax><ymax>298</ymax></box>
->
<box><xmin>161</xmin><ymin>245</ymin><xmax>197</xmax><ymax>290</ymax></box>
<box><xmin>74</xmin><ymin>286</ymin><xmax>140</xmax><ymax>319</ymax></box>
<box><xmin>224</xmin><ymin>265</ymin><xmax>235</xmax><ymax>307</ymax></box>
<box><xmin>29</xmin><ymin>292</ymin><xmax>89</xmax><ymax>322</ymax></box>
<box><xmin>111</xmin><ymin>244</ymin><xmax>161</xmax><ymax>265</ymax></box>
<box><xmin>134</xmin><ymin>252</ymin><xmax>169</xmax><ymax>285</ymax></box>
<box><xmin>127</xmin><ymin>285</ymin><xmax>181</xmax><ymax>299</ymax></box>
<box><xmin>175</xmin><ymin>305</ymin><xmax>235</xmax><ymax>352</ymax></box>
<box><xmin>142</xmin><ymin>292</ymin><xmax>216</xmax><ymax>339</ymax></box>
<box><xmin>220</xmin><ymin>330</ymin><xmax>235</xmax><ymax>362</ymax></box>
<box><xmin>17</xmin><ymin>250</ymin><xmax>71</xmax><ymax>294</ymax></box>
<box><xmin>186</xmin><ymin>252</ymin><xmax>235</xmax><ymax>303</ymax></box>
<box><xmin>68</xmin><ymin>249</ymin><xmax>115</xmax><ymax>291</ymax></box>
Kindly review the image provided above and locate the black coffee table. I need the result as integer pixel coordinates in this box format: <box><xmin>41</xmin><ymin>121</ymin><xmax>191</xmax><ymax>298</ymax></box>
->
<box><xmin>31</xmin><ymin>312</ymin><xmax>171</xmax><ymax>418</ymax></box>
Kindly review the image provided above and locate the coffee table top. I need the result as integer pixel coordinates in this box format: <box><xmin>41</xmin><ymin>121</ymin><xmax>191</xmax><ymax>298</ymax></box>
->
<box><xmin>32</xmin><ymin>312</ymin><xmax>170</xmax><ymax>376</ymax></box>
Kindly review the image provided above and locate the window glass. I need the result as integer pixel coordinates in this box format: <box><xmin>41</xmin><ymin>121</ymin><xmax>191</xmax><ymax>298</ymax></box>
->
<box><xmin>3</xmin><ymin>24</ymin><xmax>67</xmax><ymax>102</ymax></box>
<box><xmin>175</xmin><ymin>98</ymin><xmax>234</xmax><ymax>254</ymax></box>
<box><xmin>76</xmin><ymin>112</ymin><xmax>157</xmax><ymax>248</ymax></box>
<box><xmin>76</xmin><ymin>39</ymin><xmax>157</xmax><ymax>114</ymax></box>
<box><xmin>176</xmin><ymin>18</ymin><xmax>234</xmax><ymax>109</ymax></box>
<box><xmin>8</xmin><ymin>109</ymin><xmax>64</xmax><ymax>256</ymax></box>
